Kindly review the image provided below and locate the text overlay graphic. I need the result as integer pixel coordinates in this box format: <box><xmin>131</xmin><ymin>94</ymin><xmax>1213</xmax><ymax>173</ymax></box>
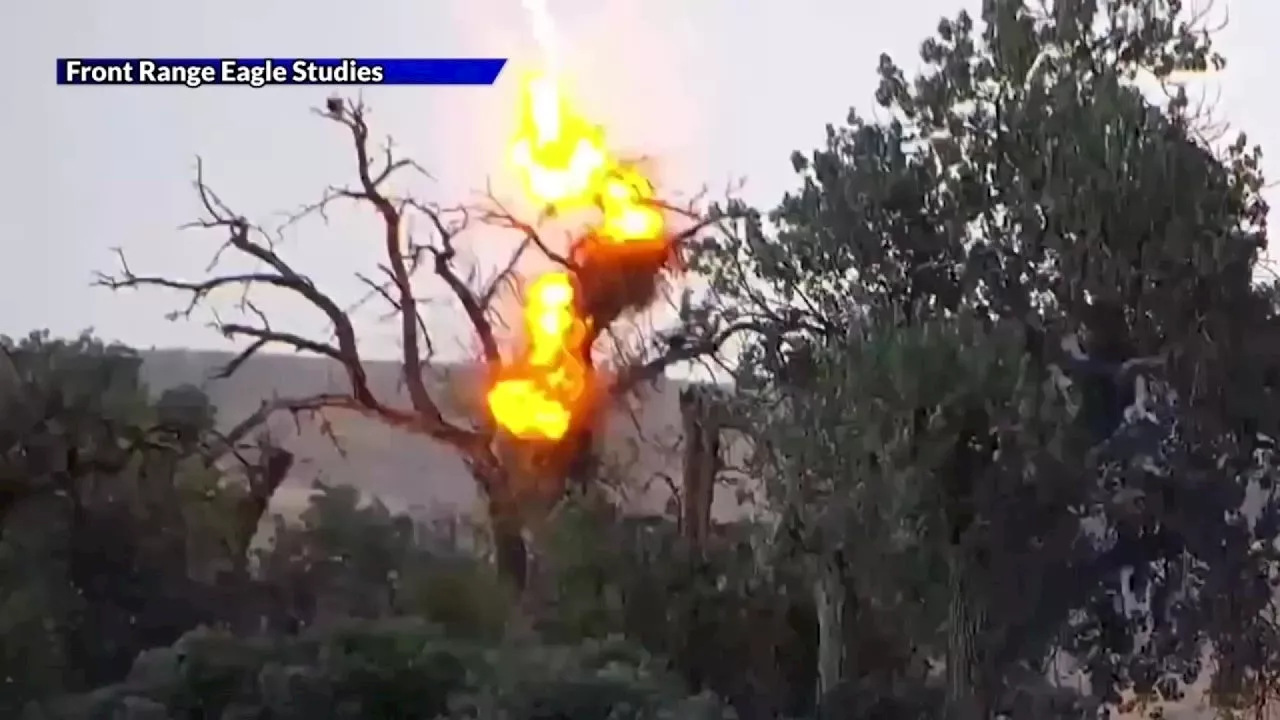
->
<box><xmin>56</xmin><ymin>58</ymin><xmax>509</xmax><ymax>87</ymax></box>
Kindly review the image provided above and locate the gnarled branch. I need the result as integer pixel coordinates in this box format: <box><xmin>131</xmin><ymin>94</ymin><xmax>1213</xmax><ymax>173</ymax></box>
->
<box><xmin>94</xmin><ymin>99</ymin><xmax>520</xmax><ymax>469</ymax></box>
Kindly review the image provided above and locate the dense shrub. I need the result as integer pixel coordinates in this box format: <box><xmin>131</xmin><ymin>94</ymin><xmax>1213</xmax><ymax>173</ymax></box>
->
<box><xmin>530</xmin><ymin>495</ymin><xmax>817</xmax><ymax>718</ymax></box>
<box><xmin>23</xmin><ymin>620</ymin><xmax>735</xmax><ymax>720</ymax></box>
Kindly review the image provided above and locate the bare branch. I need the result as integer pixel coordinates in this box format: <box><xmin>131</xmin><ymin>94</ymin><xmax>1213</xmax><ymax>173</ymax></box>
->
<box><xmin>321</xmin><ymin>99</ymin><xmax>443</xmax><ymax>419</ymax></box>
<box><xmin>305</xmin><ymin>100</ymin><xmax>509</xmax><ymax>378</ymax></box>
<box><xmin>479</xmin><ymin>235</ymin><xmax>533</xmax><ymax>313</ymax></box>
<box><xmin>202</xmin><ymin>392</ymin><xmax>425</xmax><ymax>463</ymax></box>
<box><xmin>402</xmin><ymin>197</ymin><xmax>504</xmax><ymax>366</ymax></box>
<box><xmin>350</xmin><ymin>268</ymin><xmax>437</xmax><ymax>359</ymax></box>
<box><xmin>609</xmin><ymin>319</ymin><xmax>771</xmax><ymax>396</ymax></box>
<box><xmin>96</xmin><ymin>141</ymin><xmax>491</xmax><ymax>459</ymax></box>
<box><xmin>477</xmin><ymin>186</ymin><xmax>577</xmax><ymax>270</ymax></box>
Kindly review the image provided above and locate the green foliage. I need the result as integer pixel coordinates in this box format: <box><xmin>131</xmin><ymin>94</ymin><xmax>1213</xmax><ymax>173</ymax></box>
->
<box><xmin>10</xmin><ymin>1</ymin><xmax>1280</xmax><ymax>717</ymax></box>
<box><xmin>530</xmin><ymin>494</ymin><xmax>815</xmax><ymax>717</ymax></box>
<box><xmin>691</xmin><ymin>0</ymin><xmax>1280</xmax><ymax>713</ymax></box>
<box><xmin>257</xmin><ymin>481</ymin><xmax>514</xmax><ymax>641</ymax></box>
<box><xmin>0</xmin><ymin>332</ymin><xmax>193</xmax><ymax>704</ymax></box>
<box><xmin>25</xmin><ymin>621</ymin><xmax>734</xmax><ymax>720</ymax></box>
<box><xmin>0</xmin><ymin>331</ymin><xmax>269</xmax><ymax>711</ymax></box>
<box><xmin>730</xmin><ymin>310</ymin><xmax>1098</xmax><ymax>720</ymax></box>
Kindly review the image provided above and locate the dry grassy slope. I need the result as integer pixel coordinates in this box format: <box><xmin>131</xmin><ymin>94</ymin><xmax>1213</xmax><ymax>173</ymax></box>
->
<box><xmin>138</xmin><ymin>348</ymin><xmax>751</xmax><ymax>521</ymax></box>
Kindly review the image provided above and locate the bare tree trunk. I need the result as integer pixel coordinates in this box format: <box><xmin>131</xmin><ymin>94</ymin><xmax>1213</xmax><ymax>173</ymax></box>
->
<box><xmin>487</xmin><ymin>489</ymin><xmax>529</xmax><ymax>593</ymax></box>
<box><xmin>223</xmin><ymin>444</ymin><xmax>294</xmax><ymax>633</ymax></box>
<box><xmin>679</xmin><ymin>385</ymin><xmax>720</xmax><ymax>553</ymax></box>
<box><xmin>814</xmin><ymin>554</ymin><xmax>847</xmax><ymax>713</ymax></box>
<box><xmin>229</xmin><ymin>444</ymin><xmax>294</xmax><ymax>580</ymax></box>
<box><xmin>944</xmin><ymin>553</ymin><xmax>989</xmax><ymax>720</ymax></box>
<box><xmin>673</xmin><ymin>385</ymin><xmax>723</xmax><ymax>693</ymax></box>
<box><xmin>942</xmin><ymin>407</ymin><xmax>995</xmax><ymax>720</ymax></box>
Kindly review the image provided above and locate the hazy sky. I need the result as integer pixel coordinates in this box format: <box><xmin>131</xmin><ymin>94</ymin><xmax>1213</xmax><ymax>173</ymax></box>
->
<box><xmin>1</xmin><ymin>0</ymin><xmax>1274</xmax><ymax>360</ymax></box>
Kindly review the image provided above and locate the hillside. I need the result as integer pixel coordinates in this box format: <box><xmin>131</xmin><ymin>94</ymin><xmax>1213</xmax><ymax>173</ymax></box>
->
<box><xmin>138</xmin><ymin>348</ymin><xmax>748</xmax><ymax>520</ymax></box>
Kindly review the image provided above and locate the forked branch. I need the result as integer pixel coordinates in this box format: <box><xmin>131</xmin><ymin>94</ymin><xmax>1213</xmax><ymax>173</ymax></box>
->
<box><xmin>94</xmin><ymin>99</ymin><xmax>520</xmax><ymax>464</ymax></box>
<box><xmin>95</xmin><ymin>96</ymin><xmax>768</xmax><ymax>495</ymax></box>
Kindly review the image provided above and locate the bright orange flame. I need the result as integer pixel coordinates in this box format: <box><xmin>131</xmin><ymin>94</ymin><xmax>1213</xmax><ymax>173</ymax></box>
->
<box><xmin>509</xmin><ymin>72</ymin><xmax>665</xmax><ymax>244</ymax></box>
<box><xmin>510</xmin><ymin>73</ymin><xmax>606</xmax><ymax>211</ymax></box>
<box><xmin>598</xmin><ymin>170</ymin><xmax>664</xmax><ymax>246</ymax></box>
<box><xmin>487</xmin><ymin>273</ymin><xmax>586</xmax><ymax>440</ymax></box>
<box><xmin>488</xmin><ymin>71</ymin><xmax>668</xmax><ymax>440</ymax></box>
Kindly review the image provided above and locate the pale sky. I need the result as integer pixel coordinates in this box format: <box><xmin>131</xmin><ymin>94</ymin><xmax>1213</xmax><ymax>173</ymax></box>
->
<box><xmin>1</xmin><ymin>0</ymin><xmax>1275</xmax><ymax>360</ymax></box>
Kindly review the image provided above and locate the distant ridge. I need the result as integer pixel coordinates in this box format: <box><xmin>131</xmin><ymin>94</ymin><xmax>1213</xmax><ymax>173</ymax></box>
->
<box><xmin>137</xmin><ymin>348</ymin><xmax>747</xmax><ymax>520</ymax></box>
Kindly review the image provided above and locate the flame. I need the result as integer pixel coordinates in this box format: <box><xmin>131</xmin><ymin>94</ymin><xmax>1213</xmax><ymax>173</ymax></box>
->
<box><xmin>487</xmin><ymin>29</ymin><xmax>668</xmax><ymax>441</ymax></box>
<box><xmin>598</xmin><ymin>169</ymin><xmax>664</xmax><ymax>246</ymax></box>
<box><xmin>510</xmin><ymin>74</ymin><xmax>606</xmax><ymax>210</ymax></box>
<box><xmin>510</xmin><ymin>72</ymin><xmax>665</xmax><ymax>245</ymax></box>
<box><xmin>486</xmin><ymin>273</ymin><xmax>586</xmax><ymax>440</ymax></box>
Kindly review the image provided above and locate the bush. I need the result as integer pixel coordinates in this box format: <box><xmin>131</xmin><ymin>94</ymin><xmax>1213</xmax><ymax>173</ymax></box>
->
<box><xmin>25</xmin><ymin>619</ymin><xmax>735</xmax><ymax>720</ymax></box>
<box><xmin>529</xmin><ymin>497</ymin><xmax>816</xmax><ymax>717</ymax></box>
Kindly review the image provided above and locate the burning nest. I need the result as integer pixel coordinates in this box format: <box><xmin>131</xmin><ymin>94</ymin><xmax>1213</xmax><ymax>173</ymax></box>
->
<box><xmin>570</xmin><ymin>230</ymin><xmax>677</xmax><ymax>333</ymax></box>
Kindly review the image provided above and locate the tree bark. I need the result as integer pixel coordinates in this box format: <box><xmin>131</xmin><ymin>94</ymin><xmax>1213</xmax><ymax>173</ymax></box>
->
<box><xmin>680</xmin><ymin>385</ymin><xmax>720</xmax><ymax>554</ymax></box>
<box><xmin>487</xmin><ymin>490</ymin><xmax>528</xmax><ymax>593</ymax></box>
<box><xmin>944</xmin><ymin>553</ymin><xmax>989</xmax><ymax>720</ymax></box>
<box><xmin>814</xmin><ymin>554</ymin><xmax>847</xmax><ymax>714</ymax></box>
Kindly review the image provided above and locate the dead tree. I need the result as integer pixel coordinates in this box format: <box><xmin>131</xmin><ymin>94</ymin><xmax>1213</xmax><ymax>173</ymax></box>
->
<box><xmin>96</xmin><ymin>98</ymin><xmax>750</xmax><ymax>592</ymax></box>
<box><xmin>679</xmin><ymin>383</ymin><xmax>722</xmax><ymax>554</ymax></box>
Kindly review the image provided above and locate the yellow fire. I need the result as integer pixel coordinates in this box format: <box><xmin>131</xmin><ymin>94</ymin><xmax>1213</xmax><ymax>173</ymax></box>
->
<box><xmin>486</xmin><ymin>273</ymin><xmax>585</xmax><ymax>440</ymax></box>
<box><xmin>509</xmin><ymin>72</ymin><xmax>664</xmax><ymax>242</ymax></box>
<box><xmin>598</xmin><ymin>170</ymin><xmax>664</xmax><ymax>245</ymax></box>
<box><xmin>510</xmin><ymin>73</ymin><xmax>605</xmax><ymax>210</ymax></box>
<box><xmin>488</xmin><ymin>71</ymin><xmax>667</xmax><ymax>440</ymax></box>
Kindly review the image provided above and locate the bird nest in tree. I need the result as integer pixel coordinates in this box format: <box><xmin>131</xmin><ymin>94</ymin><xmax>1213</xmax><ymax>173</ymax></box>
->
<box><xmin>570</xmin><ymin>231</ymin><xmax>676</xmax><ymax>332</ymax></box>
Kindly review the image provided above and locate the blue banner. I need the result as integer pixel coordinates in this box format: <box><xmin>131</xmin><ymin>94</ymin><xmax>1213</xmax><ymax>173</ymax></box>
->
<box><xmin>56</xmin><ymin>58</ymin><xmax>508</xmax><ymax>87</ymax></box>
